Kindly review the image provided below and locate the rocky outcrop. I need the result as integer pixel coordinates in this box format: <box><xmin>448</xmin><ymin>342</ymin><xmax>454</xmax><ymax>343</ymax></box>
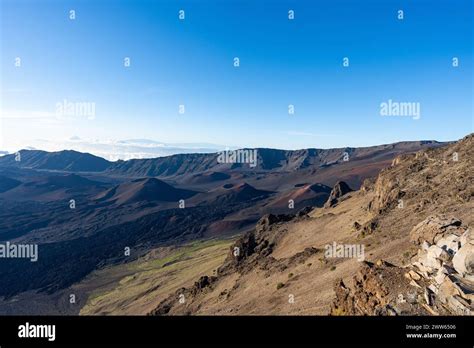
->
<box><xmin>255</xmin><ymin>213</ymin><xmax>295</xmax><ymax>233</ymax></box>
<box><xmin>330</xmin><ymin>135</ymin><xmax>474</xmax><ymax>316</ymax></box>
<box><xmin>368</xmin><ymin>172</ymin><xmax>405</xmax><ymax>213</ymax></box>
<box><xmin>149</xmin><ymin>275</ymin><xmax>218</xmax><ymax>315</ymax></box>
<box><xmin>391</xmin><ymin>153</ymin><xmax>416</xmax><ymax>167</ymax></box>
<box><xmin>286</xmin><ymin>247</ymin><xmax>320</xmax><ymax>267</ymax></box>
<box><xmin>330</xmin><ymin>260</ymin><xmax>429</xmax><ymax>315</ymax></box>
<box><xmin>408</xmin><ymin>218</ymin><xmax>473</xmax><ymax>315</ymax></box>
<box><xmin>369</xmin><ymin>134</ymin><xmax>473</xmax><ymax>215</ymax></box>
<box><xmin>331</xmin><ymin>216</ymin><xmax>473</xmax><ymax>316</ymax></box>
<box><xmin>360</xmin><ymin>177</ymin><xmax>375</xmax><ymax>193</ymax></box>
<box><xmin>217</xmin><ymin>213</ymin><xmax>297</xmax><ymax>275</ymax></box>
<box><xmin>324</xmin><ymin>181</ymin><xmax>353</xmax><ymax>208</ymax></box>
<box><xmin>297</xmin><ymin>206</ymin><xmax>315</xmax><ymax>217</ymax></box>
<box><xmin>409</xmin><ymin>215</ymin><xmax>465</xmax><ymax>245</ymax></box>
<box><xmin>356</xmin><ymin>218</ymin><xmax>379</xmax><ymax>238</ymax></box>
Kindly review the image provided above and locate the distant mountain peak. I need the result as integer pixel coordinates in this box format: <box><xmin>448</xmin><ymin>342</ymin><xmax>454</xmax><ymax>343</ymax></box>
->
<box><xmin>0</xmin><ymin>149</ymin><xmax>111</xmax><ymax>172</ymax></box>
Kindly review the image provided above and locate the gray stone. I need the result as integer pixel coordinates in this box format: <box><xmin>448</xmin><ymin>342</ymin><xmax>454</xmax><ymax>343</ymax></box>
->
<box><xmin>436</xmin><ymin>234</ymin><xmax>461</xmax><ymax>254</ymax></box>
<box><xmin>427</xmin><ymin>245</ymin><xmax>444</xmax><ymax>258</ymax></box>
<box><xmin>460</xmin><ymin>228</ymin><xmax>474</xmax><ymax>247</ymax></box>
<box><xmin>437</xmin><ymin>279</ymin><xmax>460</xmax><ymax>304</ymax></box>
<box><xmin>419</xmin><ymin>253</ymin><xmax>442</xmax><ymax>270</ymax></box>
<box><xmin>434</xmin><ymin>271</ymin><xmax>447</xmax><ymax>285</ymax></box>
<box><xmin>421</xmin><ymin>241</ymin><xmax>431</xmax><ymax>251</ymax></box>
<box><xmin>452</xmin><ymin>243</ymin><xmax>474</xmax><ymax>276</ymax></box>
<box><xmin>410</xmin><ymin>215</ymin><xmax>464</xmax><ymax>245</ymax></box>
<box><xmin>447</xmin><ymin>295</ymin><xmax>471</xmax><ymax>315</ymax></box>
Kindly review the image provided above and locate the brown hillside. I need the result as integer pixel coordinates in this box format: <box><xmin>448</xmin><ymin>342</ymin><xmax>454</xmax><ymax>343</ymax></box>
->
<box><xmin>149</xmin><ymin>134</ymin><xmax>473</xmax><ymax>315</ymax></box>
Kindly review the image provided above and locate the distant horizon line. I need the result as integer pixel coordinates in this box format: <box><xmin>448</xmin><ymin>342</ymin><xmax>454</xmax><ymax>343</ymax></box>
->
<box><xmin>1</xmin><ymin>135</ymin><xmax>468</xmax><ymax>163</ymax></box>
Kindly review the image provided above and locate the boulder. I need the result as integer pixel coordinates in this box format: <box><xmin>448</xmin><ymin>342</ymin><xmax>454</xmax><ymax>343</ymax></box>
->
<box><xmin>418</xmin><ymin>252</ymin><xmax>442</xmax><ymax>271</ymax></box>
<box><xmin>194</xmin><ymin>276</ymin><xmax>216</xmax><ymax>290</ymax></box>
<box><xmin>410</xmin><ymin>215</ymin><xmax>465</xmax><ymax>245</ymax></box>
<box><xmin>436</xmin><ymin>234</ymin><xmax>461</xmax><ymax>255</ymax></box>
<box><xmin>460</xmin><ymin>228</ymin><xmax>474</xmax><ymax>247</ymax></box>
<box><xmin>452</xmin><ymin>243</ymin><xmax>474</xmax><ymax>278</ymax></box>
<box><xmin>437</xmin><ymin>278</ymin><xmax>461</xmax><ymax>304</ymax></box>
<box><xmin>426</xmin><ymin>245</ymin><xmax>444</xmax><ymax>259</ymax></box>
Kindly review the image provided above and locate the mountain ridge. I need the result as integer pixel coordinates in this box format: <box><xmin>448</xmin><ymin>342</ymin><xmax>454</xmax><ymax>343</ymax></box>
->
<box><xmin>0</xmin><ymin>140</ymin><xmax>446</xmax><ymax>177</ymax></box>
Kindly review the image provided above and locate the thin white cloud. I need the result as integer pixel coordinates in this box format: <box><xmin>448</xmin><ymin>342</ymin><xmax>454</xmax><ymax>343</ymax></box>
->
<box><xmin>25</xmin><ymin>137</ymin><xmax>231</xmax><ymax>161</ymax></box>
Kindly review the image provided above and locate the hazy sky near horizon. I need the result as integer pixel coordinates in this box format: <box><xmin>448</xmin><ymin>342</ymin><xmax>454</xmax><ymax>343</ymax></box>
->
<box><xmin>1</xmin><ymin>0</ymin><xmax>473</xmax><ymax>157</ymax></box>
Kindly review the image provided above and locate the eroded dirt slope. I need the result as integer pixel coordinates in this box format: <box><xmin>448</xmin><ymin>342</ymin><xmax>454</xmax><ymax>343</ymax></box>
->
<box><xmin>149</xmin><ymin>134</ymin><xmax>473</xmax><ymax>315</ymax></box>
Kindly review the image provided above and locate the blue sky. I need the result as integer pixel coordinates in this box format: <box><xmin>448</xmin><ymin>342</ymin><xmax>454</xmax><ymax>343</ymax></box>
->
<box><xmin>1</xmin><ymin>0</ymin><xmax>473</xmax><ymax>157</ymax></box>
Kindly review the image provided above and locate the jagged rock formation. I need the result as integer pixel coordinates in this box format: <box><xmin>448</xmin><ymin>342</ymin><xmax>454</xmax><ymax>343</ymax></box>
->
<box><xmin>217</xmin><ymin>212</ymin><xmax>318</xmax><ymax>275</ymax></box>
<box><xmin>148</xmin><ymin>275</ymin><xmax>218</xmax><ymax>315</ymax></box>
<box><xmin>330</xmin><ymin>260</ymin><xmax>429</xmax><ymax>315</ymax></box>
<box><xmin>408</xmin><ymin>217</ymin><xmax>473</xmax><ymax>315</ymax></box>
<box><xmin>369</xmin><ymin>133</ymin><xmax>473</xmax><ymax>214</ymax></box>
<box><xmin>324</xmin><ymin>181</ymin><xmax>353</xmax><ymax>208</ymax></box>
<box><xmin>331</xmin><ymin>216</ymin><xmax>473</xmax><ymax>315</ymax></box>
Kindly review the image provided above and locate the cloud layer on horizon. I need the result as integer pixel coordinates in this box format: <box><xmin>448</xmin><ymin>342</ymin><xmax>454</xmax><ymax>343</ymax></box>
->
<box><xmin>0</xmin><ymin>137</ymin><xmax>234</xmax><ymax>161</ymax></box>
